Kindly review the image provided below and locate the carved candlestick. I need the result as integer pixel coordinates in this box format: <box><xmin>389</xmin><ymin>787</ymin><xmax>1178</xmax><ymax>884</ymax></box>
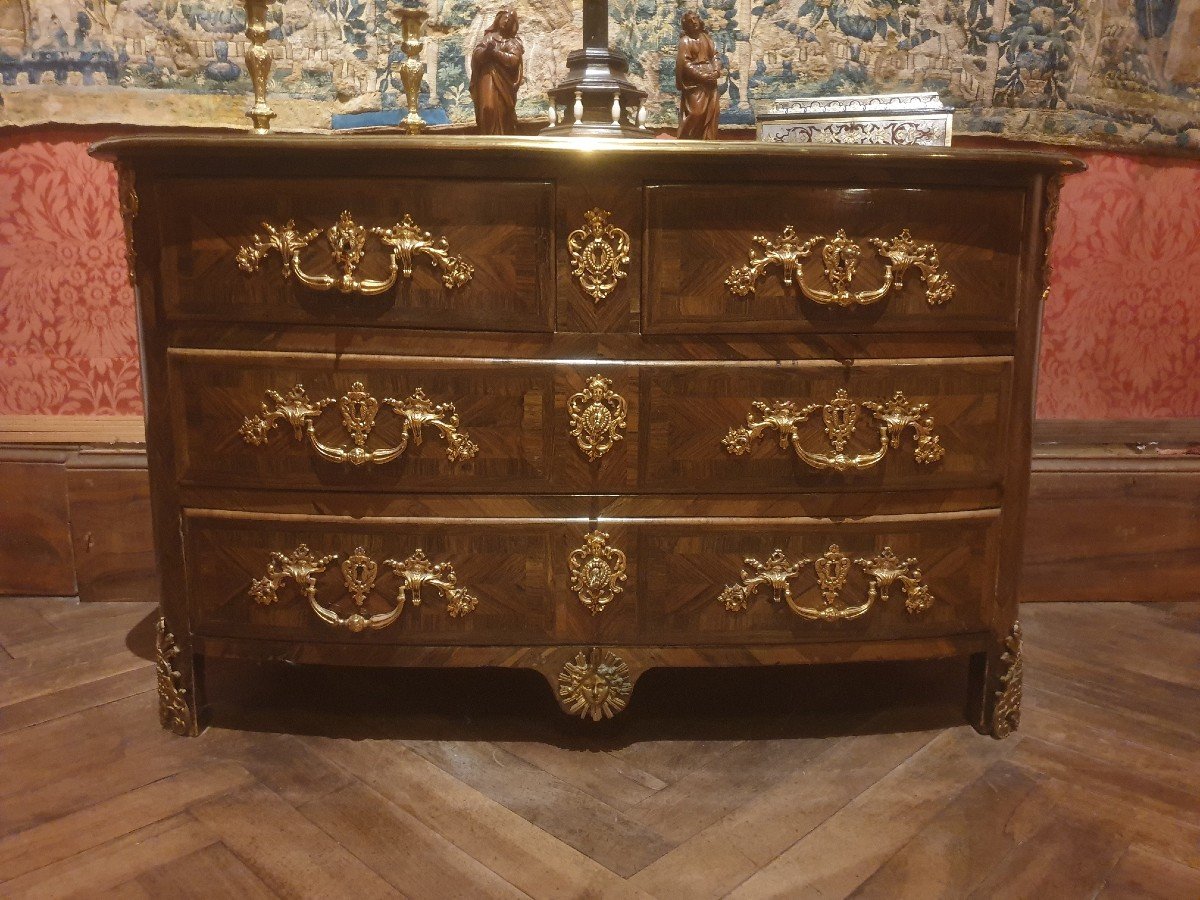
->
<box><xmin>243</xmin><ymin>0</ymin><xmax>275</xmax><ymax>134</ymax></box>
<box><xmin>394</xmin><ymin>7</ymin><xmax>429</xmax><ymax>135</ymax></box>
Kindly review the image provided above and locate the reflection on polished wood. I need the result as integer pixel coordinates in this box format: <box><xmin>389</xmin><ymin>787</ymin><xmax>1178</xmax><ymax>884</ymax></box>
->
<box><xmin>2</xmin><ymin>599</ymin><xmax>1197</xmax><ymax>898</ymax></box>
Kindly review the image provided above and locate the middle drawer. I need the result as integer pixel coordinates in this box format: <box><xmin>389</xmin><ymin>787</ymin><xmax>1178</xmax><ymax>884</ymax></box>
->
<box><xmin>167</xmin><ymin>350</ymin><xmax>1012</xmax><ymax>494</ymax></box>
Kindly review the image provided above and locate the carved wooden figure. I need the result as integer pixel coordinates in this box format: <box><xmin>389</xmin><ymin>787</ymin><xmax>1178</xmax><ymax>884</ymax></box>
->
<box><xmin>676</xmin><ymin>10</ymin><xmax>722</xmax><ymax>139</ymax></box>
<box><xmin>470</xmin><ymin>10</ymin><xmax>523</xmax><ymax>135</ymax></box>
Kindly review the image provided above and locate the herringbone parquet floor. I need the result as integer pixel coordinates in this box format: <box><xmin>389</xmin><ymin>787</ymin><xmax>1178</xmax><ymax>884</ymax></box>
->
<box><xmin>1</xmin><ymin>599</ymin><xmax>1198</xmax><ymax>899</ymax></box>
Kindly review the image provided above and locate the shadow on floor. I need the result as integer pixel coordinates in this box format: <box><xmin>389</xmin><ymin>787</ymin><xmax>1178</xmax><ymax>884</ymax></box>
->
<box><xmin>130</xmin><ymin>607</ymin><xmax>971</xmax><ymax>747</ymax></box>
<box><xmin>201</xmin><ymin>652</ymin><xmax>972</xmax><ymax>748</ymax></box>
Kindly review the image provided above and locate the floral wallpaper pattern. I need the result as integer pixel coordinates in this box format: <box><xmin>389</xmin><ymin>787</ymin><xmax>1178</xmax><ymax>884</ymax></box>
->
<box><xmin>0</xmin><ymin>129</ymin><xmax>1197</xmax><ymax>419</ymax></box>
<box><xmin>0</xmin><ymin>129</ymin><xmax>140</xmax><ymax>414</ymax></box>
<box><xmin>1038</xmin><ymin>149</ymin><xmax>1200</xmax><ymax>417</ymax></box>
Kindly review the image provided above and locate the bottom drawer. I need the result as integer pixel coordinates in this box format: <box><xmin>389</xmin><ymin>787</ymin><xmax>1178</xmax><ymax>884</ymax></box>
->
<box><xmin>638</xmin><ymin>511</ymin><xmax>1000</xmax><ymax>643</ymax></box>
<box><xmin>184</xmin><ymin>512</ymin><xmax>581</xmax><ymax>645</ymax></box>
<box><xmin>182</xmin><ymin>507</ymin><xmax>1000</xmax><ymax>645</ymax></box>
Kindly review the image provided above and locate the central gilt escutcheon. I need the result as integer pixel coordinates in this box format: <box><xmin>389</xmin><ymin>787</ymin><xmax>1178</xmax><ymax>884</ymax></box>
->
<box><xmin>568</xmin><ymin>530</ymin><xmax>628</xmax><ymax>614</ymax></box>
<box><xmin>567</xmin><ymin>208</ymin><xmax>630</xmax><ymax>303</ymax></box>
<box><xmin>567</xmin><ymin>374</ymin><xmax>628</xmax><ymax>461</ymax></box>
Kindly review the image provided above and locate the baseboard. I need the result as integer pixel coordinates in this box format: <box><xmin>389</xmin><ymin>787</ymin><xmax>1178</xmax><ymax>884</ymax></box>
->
<box><xmin>0</xmin><ymin>440</ymin><xmax>155</xmax><ymax>601</ymax></box>
<box><xmin>1</xmin><ymin>417</ymin><xmax>1197</xmax><ymax>602</ymax></box>
<box><xmin>0</xmin><ymin>414</ymin><xmax>145</xmax><ymax>445</ymax></box>
<box><xmin>1022</xmin><ymin>419</ymin><xmax>1200</xmax><ymax>602</ymax></box>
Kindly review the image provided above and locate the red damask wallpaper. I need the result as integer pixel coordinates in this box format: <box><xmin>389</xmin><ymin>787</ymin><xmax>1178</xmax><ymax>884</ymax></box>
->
<box><xmin>1038</xmin><ymin>152</ymin><xmax>1200</xmax><ymax>418</ymax></box>
<box><xmin>0</xmin><ymin>130</ymin><xmax>140</xmax><ymax>415</ymax></box>
<box><xmin>0</xmin><ymin>130</ymin><xmax>1197</xmax><ymax>419</ymax></box>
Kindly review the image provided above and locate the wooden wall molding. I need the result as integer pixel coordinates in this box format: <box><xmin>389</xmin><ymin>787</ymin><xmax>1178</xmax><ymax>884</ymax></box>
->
<box><xmin>0</xmin><ymin>418</ymin><xmax>1196</xmax><ymax>602</ymax></box>
<box><xmin>1023</xmin><ymin>418</ymin><xmax>1200</xmax><ymax>602</ymax></box>
<box><xmin>0</xmin><ymin>415</ymin><xmax>145</xmax><ymax>445</ymax></box>
<box><xmin>0</xmin><ymin>440</ymin><xmax>153</xmax><ymax>601</ymax></box>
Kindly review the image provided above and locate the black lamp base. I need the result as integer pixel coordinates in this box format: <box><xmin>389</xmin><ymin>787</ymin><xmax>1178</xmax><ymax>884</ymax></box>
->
<box><xmin>541</xmin><ymin>47</ymin><xmax>651</xmax><ymax>138</ymax></box>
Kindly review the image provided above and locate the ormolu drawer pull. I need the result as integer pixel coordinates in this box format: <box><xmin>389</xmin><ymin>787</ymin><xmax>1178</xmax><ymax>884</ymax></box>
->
<box><xmin>725</xmin><ymin>227</ymin><xmax>955</xmax><ymax>307</ymax></box>
<box><xmin>568</xmin><ymin>375</ymin><xmax>627</xmax><ymax>461</ymax></box>
<box><xmin>722</xmin><ymin>388</ymin><xmax>944</xmax><ymax>472</ymax></box>
<box><xmin>718</xmin><ymin>545</ymin><xmax>933</xmax><ymax>621</ymax></box>
<box><xmin>249</xmin><ymin>544</ymin><xmax>478</xmax><ymax>632</ymax></box>
<box><xmin>239</xmin><ymin>381</ymin><xmax>478</xmax><ymax>466</ymax></box>
<box><xmin>235</xmin><ymin>210</ymin><xmax>474</xmax><ymax>294</ymax></box>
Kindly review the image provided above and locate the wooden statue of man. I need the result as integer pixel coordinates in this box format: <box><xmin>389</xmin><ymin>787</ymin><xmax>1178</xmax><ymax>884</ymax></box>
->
<box><xmin>675</xmin><ymin>10</ymin><xmax>721</xmax><ymax>139</ymax></box>
<box><xmin>470</xmin><ymin>9</ymin><xmax>524</xmax><ymax>135</ymax></box>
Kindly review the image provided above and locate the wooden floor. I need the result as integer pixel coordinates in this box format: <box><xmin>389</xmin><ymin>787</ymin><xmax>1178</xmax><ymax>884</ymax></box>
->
<box><xmin>1</xmin><ymin>602</ymin><xmax>1198</xmax><ymax>899</ymax></box>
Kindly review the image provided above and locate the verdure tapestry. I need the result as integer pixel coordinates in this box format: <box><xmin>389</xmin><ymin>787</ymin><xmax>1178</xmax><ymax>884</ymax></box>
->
<box><xmin>1</xmin><ymin>0</ymin><xmax>1197</xmax><ymax>152</ymax></box>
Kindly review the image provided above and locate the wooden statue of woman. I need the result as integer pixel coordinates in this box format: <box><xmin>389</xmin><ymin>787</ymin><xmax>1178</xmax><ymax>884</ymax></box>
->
<box><xmin>675</xmin><ymin>10</ymin><xmax>721</xmax><ymax>139</ymax></box>
<box><xmin>470</xmin><ymin>10</ymin><xmax>524</xmax><ymax>135</ymax></box>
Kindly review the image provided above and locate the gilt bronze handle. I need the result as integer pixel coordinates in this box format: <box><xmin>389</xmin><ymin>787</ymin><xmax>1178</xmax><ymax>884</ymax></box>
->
<box><xmin>249</xmin><ymin>545</ymin><xmax>478</xmax><ymax>633</ymax></box>
<box><xmin>722</xmin><ymin>388</ymin><xmax>944</xmax><ymax>472</ymax></box>
<box><xmin>239</xmin><ymin>382</ymin><xmax>478</xmax><ymax>467</ymax></box>
<box><xmin>718</xmin><ymin>545</ymin><xmax>934</xmax><ymax>621</ymax></box>
<box><xmin>236</xmin><ymin>211</ymin><xmax>474</xmax><ymax>294</ymax></box>
<box><xmin>726</xmin><ymin>227</ymin><xmax>955</xmax><ymax>307</ymax></box>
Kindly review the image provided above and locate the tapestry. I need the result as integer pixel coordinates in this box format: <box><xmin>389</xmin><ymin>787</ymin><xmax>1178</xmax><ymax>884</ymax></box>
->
<box><xmin>0</xmin><ymin>0</ymin><xmax>1197</xmax><ymax>152</ymax></box>
<box><xmin>2</xmin><ymin>130</ymin><xmax>1199</xmax><ymax>418</ymax></box>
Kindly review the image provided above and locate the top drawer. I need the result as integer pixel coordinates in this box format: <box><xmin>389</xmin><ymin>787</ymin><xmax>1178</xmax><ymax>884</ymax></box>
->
<box><xmin>156</xmin><ymin>177</ymin><xmax>554</xmax><ymax>333</ymax></box>
<box><xmin>643</xmin><ymin>183</ymin><xmax>1025</xmax><ymax>334</ymax></box>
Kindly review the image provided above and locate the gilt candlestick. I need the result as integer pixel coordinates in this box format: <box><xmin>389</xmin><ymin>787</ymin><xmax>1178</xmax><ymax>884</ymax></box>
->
<box><xmin>243</xmin><ymin>0</ymin><xmax>275</xmax><ymax>134</ymax></box>
<box><xmin>394</xmin><ymin>7</ymin><xmax>429</xmax><ymax>135</ymax></box>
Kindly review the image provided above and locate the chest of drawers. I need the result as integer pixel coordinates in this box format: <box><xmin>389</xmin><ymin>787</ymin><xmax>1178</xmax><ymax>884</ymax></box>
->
<box><xmin>93</xmin><ymin>136</ymin><xmax>1080</xmax><ymax>736</ymax></box>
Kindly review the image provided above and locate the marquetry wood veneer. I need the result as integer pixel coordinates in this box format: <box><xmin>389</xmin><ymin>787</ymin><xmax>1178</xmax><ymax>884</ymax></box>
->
<box><xmin>92</xmin><ymin>135</ymin><xmax>1081</xmax><ymax>735</ymax></box>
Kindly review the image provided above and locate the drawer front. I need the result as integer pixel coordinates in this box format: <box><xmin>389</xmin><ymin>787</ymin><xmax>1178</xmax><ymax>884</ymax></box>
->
<box><xmin>157</xmin><ymin>177</ymin><xmax>554</xmax><ymax>333</ymax></box>
<box><xmin>183</xmin><ymin>509</ymin><xmax>997</xmax><ymax>646</ymax></box>
<box><xmin>183</xmin><ymin>513</ymin><xmax>640</xmax><ymax>645</ymax></box>
<box><xmin>168</xmin><ymin>352</ymin><xmax>642</xmax><ymax>494</ymax></box>
<box><xmin>637</xmin><ymin>511</ymin><xmax>1000</xmax><ymax>644</ymax></box>
<box><xmin>641</xmin><ymin>358</ymin><xmax>1012</xmax><ymax>492</ymax></box>
<box><xmin>644</xmin><ymin>184</ymin><xmax>1024</xmax><ymax>334</ymax></box>
<box><xmin>169</xmin><ymin>352</ymin><xmax>1006</xmax><ymax>494</ymax></box>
